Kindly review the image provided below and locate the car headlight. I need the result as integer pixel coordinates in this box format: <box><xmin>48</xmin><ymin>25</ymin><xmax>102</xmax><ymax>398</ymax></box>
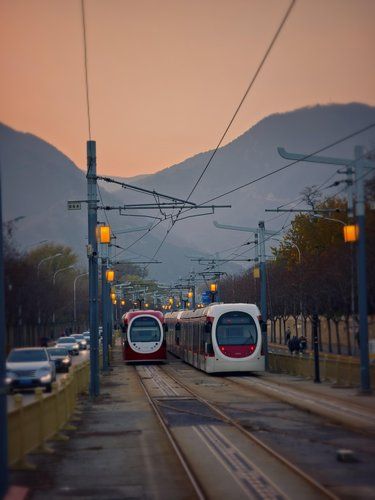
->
<box><xmin>81</xmin><ymin>340</ymin><xmax>87</xmax><ymax>345</ymax></box>
<box><xmin>62</xmin><ymin>357</ymin><xmax>70</xmax><ymax>364</ymax></box>
<box><xmin>5</xmin><ymin>371</ymin><xmax>16</xmax><ymax>384</ymax></box>
<box><xmin>39</xmin><ymin>373</ymin><xmax>52</xmax><ymax>383</ymax></box>
<box><xmin>73</xmin><ymin>343</ymin><xmax>79</xmax><ymax>349</ymax></box>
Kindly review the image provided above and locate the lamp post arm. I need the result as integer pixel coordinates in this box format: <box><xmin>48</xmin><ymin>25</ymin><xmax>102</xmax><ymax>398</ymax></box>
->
<box><xmin>37</xmin><ymin>252</ymin><xmax>63</xmax><ymax>277</ymax></box>
<box><xmin>277</xmin><ymin>147</ymin><xmax>351</xmax><ymax>166</ymax></box>
<box><xmin>53</xmin><ymin>265</ymin><xmax>75</xmax><ymax>285</ymax></box>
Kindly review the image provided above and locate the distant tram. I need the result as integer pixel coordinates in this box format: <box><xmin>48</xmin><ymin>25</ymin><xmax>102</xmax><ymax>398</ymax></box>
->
<box><xmin>121</xmin><ymin>310</ymin><xmax>167</xmax><ymax>363</ymax></box>
<box><xmin>165</xmin><ymin>303</ymin><xmax>264</xmax><ymax>373</ymax></box>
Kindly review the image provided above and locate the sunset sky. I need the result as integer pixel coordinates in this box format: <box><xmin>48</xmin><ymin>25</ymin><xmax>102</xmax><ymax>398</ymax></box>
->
<box><xmin>1</xmin><ymin>0</ymin><xmax>374</xmax><ymax>177</ymax></box>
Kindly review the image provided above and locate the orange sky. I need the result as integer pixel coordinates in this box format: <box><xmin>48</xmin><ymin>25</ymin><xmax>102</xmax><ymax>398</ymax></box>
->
<box><xmin>1</xmin><ymin>0</ymin><xmax>374</xmax><ymax>177</ymax></box>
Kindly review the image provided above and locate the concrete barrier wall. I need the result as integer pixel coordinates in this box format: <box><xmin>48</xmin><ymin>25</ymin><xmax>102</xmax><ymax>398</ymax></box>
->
<box><xmin>269</xmin><ymin>351</ymin><xmax>375</xmax><ymax>387</ymax></box>
<box><xmin>7</xmin><ymin>360</ymin><xmax>89</xmax><ymax>467</ymax></box>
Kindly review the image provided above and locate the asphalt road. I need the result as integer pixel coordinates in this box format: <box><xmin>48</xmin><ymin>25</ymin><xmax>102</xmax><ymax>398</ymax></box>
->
<box><xmin>7</xmin><ymin>349</ymin><xmax>89</xmax><ymax>412</ymax></box>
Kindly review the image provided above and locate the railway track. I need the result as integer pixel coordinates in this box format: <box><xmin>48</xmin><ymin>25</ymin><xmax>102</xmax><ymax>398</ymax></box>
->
<box><xmin>136</xmin><ymin>363</ymin><xmax>337</xmax><ymax>500</ymax></box>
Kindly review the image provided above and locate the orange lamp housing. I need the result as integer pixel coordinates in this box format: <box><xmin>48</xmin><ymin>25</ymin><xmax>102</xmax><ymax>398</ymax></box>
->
<box><xmin>99</xmin><ymin>225</ymin><xmax>111</xmax><ymax>244</ymax></box>
<box><xmin>188</xmin><ymin>291</ymin><xmax>193</xmax><ymax>298</ymax></box>
<box><xmin>210</xmin><ymin>283</ymin><xmax>217</xmax><ymax>293</ymax></box>
<box><xmin>120</xmin><ymin>299</ymin><xmax>125</xmax><ymax>306</ymax></box>
<box><xmin>106</xmin><ymin>269</ymin><xmax>115</xmax><ymax>282</ymax></box>
<box><xmin>343</xmin><ymin>224</ymin><xmax>359</xmax><ymax>243</ymax></box>
<box><xmin>253</xmin><ymin>267</ymin><xmax>260</xmax><ymax>279</ymax></box>
<box><xmin>110</xmin><ymin>292</ymin><xmax>116</xmax><ymax>301</ymax></box>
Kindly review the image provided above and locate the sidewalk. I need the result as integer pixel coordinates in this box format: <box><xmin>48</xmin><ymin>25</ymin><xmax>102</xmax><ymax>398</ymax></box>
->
<box><xmin>230</xmin><ymin>370</ymin><xmax>375</xmax><ymax>436</ymax></box>
<box><xmin>10</xmin><ymin>349</ymin><xmax>197</xmax><ymax>500</ymax></box>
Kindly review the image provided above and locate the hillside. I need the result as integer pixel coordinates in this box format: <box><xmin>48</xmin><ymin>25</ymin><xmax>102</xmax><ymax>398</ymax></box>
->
<box><xmin>1</xmin><ymin>103</ymin><xmax>374</xmax><ymax>281</ymax></box>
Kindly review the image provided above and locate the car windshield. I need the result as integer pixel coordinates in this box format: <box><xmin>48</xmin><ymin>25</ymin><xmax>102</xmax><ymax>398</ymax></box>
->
<box><xmin>57</xmin><ymin>338</ymin><xmax>75</xmax><ymax>344</ymax></box>
<box><xmin>129</xmin><ymin>317</ymin><xmax>161</xmax><ymax>342</ymax></box>
<box><xmin>73</xmin><ymin>335</ymin><xmax>84</xmax><ymax>340</ymax></box>
<box><xmin>216</xmin><ymin>312</ymin><xmax>258</xmax><ymax>346</ymax></box>
<box><xmin>48</xmin><ymin>348</ymin><xmax>69</xmax><ymax>356</ymax></box>
<box><xmin>8</xmin><ymin>349</ymin><xmax>48</xmax><ymax>362</ymax></box>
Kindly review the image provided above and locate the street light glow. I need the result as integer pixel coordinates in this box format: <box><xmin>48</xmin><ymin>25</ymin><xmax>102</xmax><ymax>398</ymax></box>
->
<box><xmin>343</xmin><ymin>224</ymin><xmax>359</xmax><ymax>243</ymax></box>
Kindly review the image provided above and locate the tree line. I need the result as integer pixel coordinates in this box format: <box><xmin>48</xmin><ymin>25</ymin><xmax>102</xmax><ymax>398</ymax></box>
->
<box><xmin>219</xmin><ymin>182</ymin><xmax>375</xmax><ymax>355</ymax></box>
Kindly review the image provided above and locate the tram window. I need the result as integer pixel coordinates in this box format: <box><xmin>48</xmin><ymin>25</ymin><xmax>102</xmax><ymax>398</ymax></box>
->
<box><xmin>216</xmin><ymin>312</ymin><xmax>257</xmax><ymax>346</ymax></box>
<box><xmin>129</xmin><ymin>317</ymin><xmax>161</xmax><ymax>342</ymax></box>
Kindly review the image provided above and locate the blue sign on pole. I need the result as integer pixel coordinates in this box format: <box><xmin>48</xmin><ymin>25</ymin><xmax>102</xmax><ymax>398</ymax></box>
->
<box><xmin>201</xmin><ymin>291</ymin><xmax>211</xmax><ymax>304</ymax></box>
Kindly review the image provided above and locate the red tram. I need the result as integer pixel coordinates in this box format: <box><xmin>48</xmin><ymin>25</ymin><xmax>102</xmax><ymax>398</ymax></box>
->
<box><xmin>121</xmin><ymin>310</ymin><xmax>167</xmax><ymax>362</ymax></box>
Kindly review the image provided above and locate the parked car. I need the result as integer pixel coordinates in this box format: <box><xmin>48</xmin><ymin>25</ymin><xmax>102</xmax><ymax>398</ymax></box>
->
<box><xmin>55</xmin><ymin>336</ymin><xmax>80</xmax><ymax>355</ymax></box>
<box><xmin>47</xmin><ymin>347</ymin><xmax>72</xmax><ymax>372</ymax></box>
<box><xmin>70</xmin><ymin>334</ymin><xmax>87</xmax><ymax>350</ymax></box>
<box><xmin>6</xmin><ymin>347</ymin><xmax>56</xmax><ymax>393</ymax></box>
<box><xmin>82</xmin><ymin>332</ymin><xmax>90</xmax><ymax>347</ymax></box>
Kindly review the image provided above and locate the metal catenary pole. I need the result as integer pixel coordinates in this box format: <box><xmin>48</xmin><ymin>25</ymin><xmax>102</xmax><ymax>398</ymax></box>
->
<box><xmin>101</xmin><ymin>256</ymin><xmax>109</xmax><ymax>371</ymax></box>
<box><xmin>0</xmin><ymin>167</ymin><xmax>8</xmax><ymax>497</ymax></box>
<box><xmin>87</xmin><ymin>140</ymin><xmax>100</xmax><ymax>397</ymax></box>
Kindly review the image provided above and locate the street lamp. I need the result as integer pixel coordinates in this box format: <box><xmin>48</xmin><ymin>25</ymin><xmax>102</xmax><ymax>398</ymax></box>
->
<box><xmin>98</xmin><ymin>225</ymin><xmax>111</xmax><ymax>244</ymax></box>
<box><xmin>37</xmin><ymin>252</ymin><xmax>63</xmax><ymax>324</ymax></box>
<box><xmin>210</xmin><ymin>283</ymin><xmax>217</xmax><ymax>302</ymax></box>
<box><xmin>37</xmin><ymin>252</ymin><xmax>63</xmax><ymax>278</ymax></box>
<box><xmin>52</xmin><ymin>266</ymin><xmax>75</xmax><ymax>328</ymax></box>
<box><xmin>74</xmin><ymin>272</ymin><xmax>88</xmax><ymax>328</ymax></box>
<box><xmin>106</xmin><ymin>269</ymin><xmax>115</xmax><ymax>282</ymax></box>
<box><xmin>53</xmin><ymin>265</ymin><xmax>75</xmax><ymax>285</ymax></box>
<box><xmin>343</xmin><ymin>224</ymin><xmax>359</xmax><ymax>243</ymax></box>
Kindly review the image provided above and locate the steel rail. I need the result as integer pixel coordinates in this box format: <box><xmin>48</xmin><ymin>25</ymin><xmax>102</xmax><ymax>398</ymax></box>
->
<box><xmin>136</xmin><ymin>369</ymin><xmax>206</xmax><ymax>500</ymax></box>
<box><xmin>163</xmin><ymin>365</ymin><xmax>337</xmax><ymax>500</ymax></box>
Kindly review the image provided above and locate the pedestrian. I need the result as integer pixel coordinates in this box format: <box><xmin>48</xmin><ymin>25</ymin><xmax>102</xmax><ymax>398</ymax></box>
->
<box><xmin>285</xmin><ymin>327</ymin><xmax>291</xmax><ymax>345</ymax></box>
<box><xmin>299</xmin><ymin>336</ymin><xmax>307</xmax><ymax>353</ymax></box>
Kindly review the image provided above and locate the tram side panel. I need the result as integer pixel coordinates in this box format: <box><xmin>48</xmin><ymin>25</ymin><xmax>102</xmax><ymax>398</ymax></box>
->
<box><xmin>166</xmin><ymin>305</ymin><xmax>264</xmax><ymax>373</ymax></box>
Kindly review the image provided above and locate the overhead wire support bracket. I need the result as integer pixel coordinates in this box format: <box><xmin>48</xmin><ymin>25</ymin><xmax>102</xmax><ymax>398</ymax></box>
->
<box><xmin>265</xmin><ymin>208</ymin><xmax>343</xmax><ymax>213</ymax></box>
<box><xmin>95</xmin><ymin>175</ymin><xmax>198</xmax><ymax>206</ymax></box>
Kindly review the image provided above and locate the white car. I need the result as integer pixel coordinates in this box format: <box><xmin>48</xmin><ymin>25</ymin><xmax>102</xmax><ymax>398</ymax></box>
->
<box><xmin>6</xmin><ymin>347</ymin><xmax>56</xmax><ymax>392</ymax></box>
<box><xmin>55</xmin><ymin>336</ymin><xmax>80</xmax><ymax>355</ymax></box>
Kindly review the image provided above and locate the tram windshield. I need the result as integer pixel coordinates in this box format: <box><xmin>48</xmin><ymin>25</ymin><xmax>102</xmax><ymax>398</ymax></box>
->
<box><xmin>216</xmin><ymin>312</ymin><xmax>257</xmax><ymax>346</ymax></box>
<box><xmin>129</xmin><ymin>317</ymin><xmax>161</xmax><ymax>342</ymax></box>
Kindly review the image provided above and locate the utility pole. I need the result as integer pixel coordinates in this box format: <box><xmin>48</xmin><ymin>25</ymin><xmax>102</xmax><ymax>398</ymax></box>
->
<box><xmin>213</xmin><ymin>221</ymin><xmax>278</xmax><ymax>369</ymax></box>
<box><xmin>101</xmin><ymin>255</ymin><xmax>109</xmax><ymax>371</ymax></box>
<box><xmin>87</xmin><ymin>140</ymin><xmax>99</xmax><ymax>397</ymax></box>
<box><xmin>0</xmin><ymin>168</ymin><xmax>8</xmax><ymax>497</ymax></box>
<box><xmin>278</xmin><ymin>145</ymin><xmax>375</xmax><ymax>393</ymax></box>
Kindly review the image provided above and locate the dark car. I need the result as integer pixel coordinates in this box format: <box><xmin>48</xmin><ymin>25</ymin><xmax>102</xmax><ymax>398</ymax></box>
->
<box><xmin>6</xmin><ymin>347</ymin><xmax>56</xmax><ymax>393</ymax></box>
<box><xmin>47</xmin><ymin>347</ymin><xmax>72</xmax><ymax>372</ymax></box>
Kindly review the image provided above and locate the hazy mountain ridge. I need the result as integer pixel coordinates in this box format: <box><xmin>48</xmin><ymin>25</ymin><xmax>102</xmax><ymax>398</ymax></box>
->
<box><xmin>1</xmin><ymin>102</ymin><xmax>374</xmax><ymax>281</ymax></box>
<box><xmin>100</xmin><ymin>103</ymin><xmax>375</xmax><ymax>255</ymax></box>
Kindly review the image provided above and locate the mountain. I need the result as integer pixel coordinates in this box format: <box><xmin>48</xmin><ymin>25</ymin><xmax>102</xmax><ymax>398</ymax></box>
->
<box><xmin>100</xmin><ymin>103</ymin><xmax>375</xmax><ymax>257</ymax></box>
<box><xmin>1</xmin><ymin>103</ymin><xmax>374</xmax><ymax>281</ymax></box>
<box><xmin>0</xmin><ymin>125</ymin><xmax>203</xmax><ymax>281</ymax></box>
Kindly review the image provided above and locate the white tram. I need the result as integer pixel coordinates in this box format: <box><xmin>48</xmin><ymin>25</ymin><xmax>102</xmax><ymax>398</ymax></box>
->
<box><xmin>165</xmin><ymin>303</ymin><xmax>265</xmax><ymax>373</ymax></box>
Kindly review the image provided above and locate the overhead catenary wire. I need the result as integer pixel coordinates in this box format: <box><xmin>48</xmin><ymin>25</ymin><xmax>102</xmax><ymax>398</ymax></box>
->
<box><xmin>143</xmin><ymin>0</ymin><xmax>296</xmax><ymax>267</ymax></box>
<box><xmin>192</xmin><ymin>122</ymin><xmax>375</xmax><ymax>207</ymax></box>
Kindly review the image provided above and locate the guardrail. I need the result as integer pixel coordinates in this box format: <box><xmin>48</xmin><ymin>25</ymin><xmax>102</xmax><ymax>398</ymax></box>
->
<box><xmin>7</xmin><ymin>360</ymin><xmax>89</xmax><ymax>468</ymax></box>
<box><xmin>269</xmin><ymin>350</ymin><xmax>375</xmax><ymax>387</ymax></box>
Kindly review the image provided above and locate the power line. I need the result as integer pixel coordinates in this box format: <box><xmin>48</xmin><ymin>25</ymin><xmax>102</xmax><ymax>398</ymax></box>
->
<box><xmin>182</xmin><ymin>0</ymin><xmax>296</xmax><ymax>206</ymax></box>
<box><xmin>193</xmin><ymin>121</ymin><xmax>375</xmax><ymax>207</ymax></box>
<box><xmin>81</xmin><ymin>0</ymin><xmax>92</xmax><ymax>140</ymax></box>
<box><xmin>143</xmin><ymin>0</ymin><xmax>296</xmax><ymax>266</ymax></box>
